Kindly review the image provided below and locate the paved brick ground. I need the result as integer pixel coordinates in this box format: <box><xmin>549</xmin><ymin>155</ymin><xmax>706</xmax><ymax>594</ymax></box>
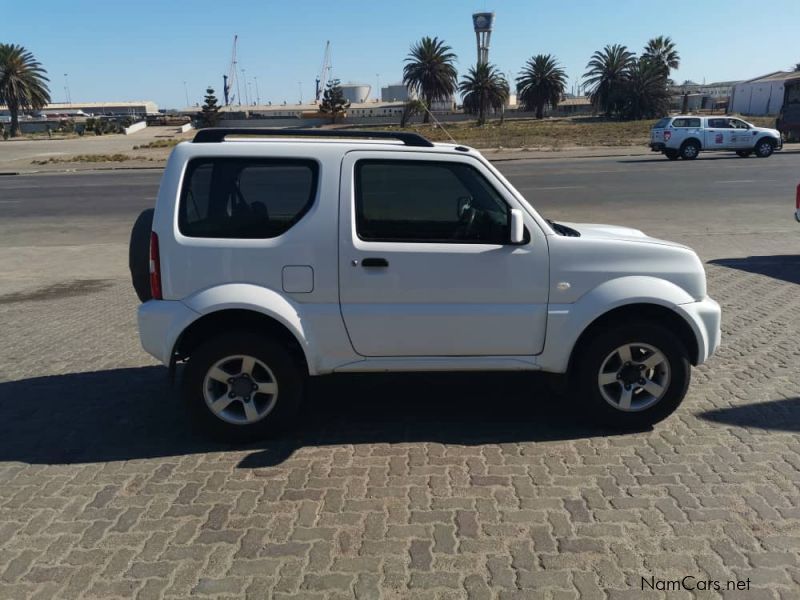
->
<box><xmin>1</xmin><ymin>249</ymin><xmax>799</xmax><ymax>597</ymax></box>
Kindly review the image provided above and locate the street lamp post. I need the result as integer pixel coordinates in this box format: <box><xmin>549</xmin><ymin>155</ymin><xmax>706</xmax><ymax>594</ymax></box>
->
<box><xmin>64</xmin><ymin>73</ymin><xmax>72</xmax><ymax>105</ymax></box>
<box><xmin>183</xmin><ymin>81</ymin><xmax>189</xmax><ymax>107</ymax></box>
<box><xmin>241</xmin><ymin>69</ymin><xmax>249</xmax><ymax>105</ymax></box>
<box><xmin>254</xmin><ymin>77</ymin><xmax>261</xmax><ymax>105</ymax></box>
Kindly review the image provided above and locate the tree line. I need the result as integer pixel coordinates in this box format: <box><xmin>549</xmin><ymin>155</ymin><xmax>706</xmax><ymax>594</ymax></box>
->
<box><xmin>401</xmin><ymin>35</ymin><xmax>684</xmax><ymax>125</ymax></box>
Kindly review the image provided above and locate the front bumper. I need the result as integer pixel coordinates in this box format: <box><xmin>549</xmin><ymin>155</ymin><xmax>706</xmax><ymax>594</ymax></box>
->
<box><xmin>138</xmin><ymin>300</ymin><xmax>200</xmax><ymax>365</ymax></box>
<box><xmin>677</xmin><ymin>296</ymin><xmax>722</xmax><ymax>365</ymax></box>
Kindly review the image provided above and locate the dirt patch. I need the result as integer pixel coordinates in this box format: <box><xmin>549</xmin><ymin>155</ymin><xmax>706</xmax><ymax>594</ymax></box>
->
<box><xmin>0</xmin><ymin>279</ymin><xmax>113</xmax><ymax>304</ymax></box>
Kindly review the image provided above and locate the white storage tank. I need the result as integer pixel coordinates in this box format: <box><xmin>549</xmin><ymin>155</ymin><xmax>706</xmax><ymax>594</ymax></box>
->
<box><xmin>341</xmin><ymin>83</ymin><xmax>372</xmax><ymax>104</ymax></box>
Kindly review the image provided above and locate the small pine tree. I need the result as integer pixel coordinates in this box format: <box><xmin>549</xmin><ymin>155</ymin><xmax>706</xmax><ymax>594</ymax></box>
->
<box><xmin>199</xmin><ymin>87</ymin><xmax>221</xmax><ymax>127</ymax></box>
<box><xmin>319</xmin><ymin>79</ymin><xmax>350</xmax><ymax>123</ymax></box>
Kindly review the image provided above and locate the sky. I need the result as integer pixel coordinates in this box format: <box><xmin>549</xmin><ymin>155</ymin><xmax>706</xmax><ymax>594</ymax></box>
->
<box><xmin>4</xmin><ymin>0</ymin><xmax>800</xmax><ymax>110</ymax></box>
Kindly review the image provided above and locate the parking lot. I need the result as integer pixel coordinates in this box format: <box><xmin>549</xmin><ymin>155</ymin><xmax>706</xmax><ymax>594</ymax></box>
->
<box><xmin>1</xmin><ymin>152</ymin><xmax>799</xmax><ymax>599</ymax></box>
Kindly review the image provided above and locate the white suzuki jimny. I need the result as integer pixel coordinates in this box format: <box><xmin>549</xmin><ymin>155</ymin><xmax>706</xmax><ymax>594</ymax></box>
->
<box><xmin>130</xmin><ymin>129</ymin><xmax>721</xmax><ymax>440</ymax></box>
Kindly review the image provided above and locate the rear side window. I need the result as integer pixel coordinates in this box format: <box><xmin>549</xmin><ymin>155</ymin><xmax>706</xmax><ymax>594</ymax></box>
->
<box><xmin>672</xmin><ymin>118</ymin><xmax>701</xmax><ymax>128</ymax></box>
<box><xmin>653</xmin><ymin>118</ymin><xmax>670</xmax><ymax>128</ymax></box>
<box><xmin>179</xmin><ymin>158</ymin><xmax>318</xmax><ymax>238</ymax></box>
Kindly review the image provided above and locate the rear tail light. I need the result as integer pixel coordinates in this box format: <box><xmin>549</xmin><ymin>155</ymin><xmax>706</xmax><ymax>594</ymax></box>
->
<box><xmin>663</xmin><ymin>130</ymin><xmax>672</xmax><ymax>141</ymax></box>
<box><xmin>149</xmin><ymin>231</ymin><xmax>162</xmax><ymax>300</ymax></box>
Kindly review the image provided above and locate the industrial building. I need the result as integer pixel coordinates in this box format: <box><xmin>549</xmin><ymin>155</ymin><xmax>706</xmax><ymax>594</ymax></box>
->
<box><xmin>381</xmin><ymin>84</ymin><xmax>414</xmax><ymax>103</ymax></box>
<box><xmin>729</xmin><ymin>71</ymin><xmax>800</xmax><ymax>116</ymax></box>
<box><xmin>0</xmin><ymin>101</ymin><xmax>160</xmax><ymax>117</ymax></box>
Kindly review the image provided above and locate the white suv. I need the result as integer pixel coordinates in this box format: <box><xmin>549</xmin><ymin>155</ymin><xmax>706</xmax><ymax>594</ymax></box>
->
<box><xmin>131</xmin><ymin>129</ymin><xmax>721</xmax><ymax>440</ymax></box>
<box><xmin>650</xmin><ymin>115</ymin><xmax>782</xmax><ymax>160</ymax></box>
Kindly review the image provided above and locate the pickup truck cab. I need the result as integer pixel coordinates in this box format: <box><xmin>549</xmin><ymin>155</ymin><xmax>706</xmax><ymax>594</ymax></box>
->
<box><xmin>131</xmin><ymin>129</ymin><xmax>721</xmax><ymax>440</ymax></box>
<box><xmin>650</xmin><ymin>115</ymin><xmax>782</xmax><ymax>160</ymax></box>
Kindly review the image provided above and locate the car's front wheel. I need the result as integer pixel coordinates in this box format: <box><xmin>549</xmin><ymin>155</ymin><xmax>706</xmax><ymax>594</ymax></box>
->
<box><xmin>182</xmin><ymin>332</ymin><xmax>304</xmax><ymax>441</ymax></box>
<box><xmin>754</xmin><ymin>138</ymin><xmax>775</xmax><ymax>158</ymax></box>
<box><xmin>679</xmin><ymin>140</ymin><xmax>700</xmax><ymax>160</ymax></box>
<box><xmin>573</xmin><ymin>321</ymin><xmax>690</xmax><ymax>429</ymax></box>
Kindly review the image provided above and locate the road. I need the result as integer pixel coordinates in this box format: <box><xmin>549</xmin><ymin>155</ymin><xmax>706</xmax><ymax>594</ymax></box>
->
<box><xmin>1</xmin><ymin>154</ymin><xmax>799</xmax><ymax>599</ymax></box>
<box><xmin>2</xmin><ymin>150</ymin><xmax>798</xmax><ymax>244</ymax></box>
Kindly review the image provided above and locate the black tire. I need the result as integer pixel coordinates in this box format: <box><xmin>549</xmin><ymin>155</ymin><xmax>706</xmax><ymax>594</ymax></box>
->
<box><xmin>664</xmin><ymin>149</ymin><xmax>679</xmax><ymax>161</ymax></box>
<box><xmin>679</xmin><ymin>140</ymin><xmax>700</xmax><ymax>160</ymax></box>
<box><xmin>735</xmin><ymin>150</ymin><xmax>752</xmax><ymax>158</ymax></box>
<box><xmin>129</xmin><ymin>208</ymin><xmax>154</xmax><ymax>302</ymax></box>
<box><xmin>572</xmin><ymin>321</ymin><xmax>690</xmax><ymax>430</ymax></box>
<box><xmin>754</xmin><ymin>137</ymin><xmax>774</xmax><ymax>158</ymax></box>
<box><xmin>182</xmin><ymin>332</ymin><xmax>304</xmax><ymax>442</ymax></box>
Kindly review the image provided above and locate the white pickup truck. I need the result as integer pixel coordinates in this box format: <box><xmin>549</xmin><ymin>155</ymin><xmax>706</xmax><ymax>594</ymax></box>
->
<box><xmin>650</xmin><ymin>115</ymin><xmax>782</xmax><ymax>160</ymax></box>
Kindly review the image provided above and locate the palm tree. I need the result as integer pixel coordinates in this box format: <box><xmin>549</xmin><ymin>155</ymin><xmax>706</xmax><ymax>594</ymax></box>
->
<box><xmin>403</xmin><ymin>37</ymin><xmax>458</xmax><ymax>123</ymax></box>
<box><xmin>583</xmin><ymin>44</ymin><xmax>636</xmax><ymax>116</ymax></box>
<box><xmin>643</xmin><ymin>36</ymin><xmax>680</xmax><ymax>77</ymax></box>
<box><xmin>516</xmin><ymin>54</ymin><xmax>567</xmax><ymax>119</ymax></box>
<box><xmin>0</xmin><ymin>44</ymin><xmax>50</xmax><ymax>137</ymax></box>
<box><xmin>459</xmin><ymin>63</ymin><xmax>508</xmax><ymax>125</ymax></box>
<box><xmin>621</xmin><ymin>58</ymin><xmax>671</xmax><ymax>119</ymax></box>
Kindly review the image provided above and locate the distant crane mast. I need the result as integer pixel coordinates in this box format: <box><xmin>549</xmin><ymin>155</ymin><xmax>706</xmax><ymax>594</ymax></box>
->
<box><xmin>314</xmin><ymin>41</ymin><xmax>331</xmax><ymax>103</ymax></box>
<box><xmin>223</xmin><ymin>35</ymin><xmax>239</xmax><ymax>106</ymax></box>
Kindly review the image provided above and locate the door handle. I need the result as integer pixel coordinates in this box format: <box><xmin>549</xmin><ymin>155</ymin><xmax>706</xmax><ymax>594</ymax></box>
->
<box><xmin>361</xmin><ymin>257</ymin><xmax>389</xmax><ymax>268</ymax></box>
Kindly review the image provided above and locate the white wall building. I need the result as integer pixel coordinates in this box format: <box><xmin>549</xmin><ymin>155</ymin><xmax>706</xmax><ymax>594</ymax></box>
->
<box><xmin>729</xmin><ymin>71</ymin><xmax>800</xmax><ymax>116</ymax></box>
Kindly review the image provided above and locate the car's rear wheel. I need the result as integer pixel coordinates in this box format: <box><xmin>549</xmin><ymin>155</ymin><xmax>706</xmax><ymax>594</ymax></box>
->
<box><xmin>664</xmin><ymin>149</ymin><xmax>679</xmax><ymax>161</ymax></box>
<box><xmin>735</xmin><ymin>150</ymin><xmax>752</xmax><ymax>158</ymax></box>
<box><xmin>182</xmin><ymin>332</ymin><xmax>304</xmax><ymax>441</ymax></box>
<box><xmin>679</xmin><ymin>140</ymin><xmax>700</xmax><ymax>160</ymax></box>
<box><xmin>754</xmin><ymin>138</ymin><xmax>775</xmax><ymax>158</ymax></box>
<box><xmin>573</xmin><ymin>321</ymin><xmax>690</xmax><ymax>429</ymax></box>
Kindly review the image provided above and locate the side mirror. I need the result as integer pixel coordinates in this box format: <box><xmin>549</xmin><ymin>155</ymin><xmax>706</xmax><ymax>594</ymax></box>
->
<box><xmin>510</xmin><ymin>209</ymin><xmax>525</xmax><ymax>244</ymax></box>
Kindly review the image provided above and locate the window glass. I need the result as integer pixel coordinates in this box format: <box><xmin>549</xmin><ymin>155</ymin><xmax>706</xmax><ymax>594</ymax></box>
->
<box><xmin>179</xmin><ymin>158</ymin><xmax>317</xmax><ymax>238</ymax></box>
<box><xmin>653</xmin><ymin>118</ymin><xmax>670</xmax><ymax>128</ymax></box>
<box><xmin>672</xmin><ymin>118</ymin><xmax>701</xmax><ymax>128</ymax></box>
<box><xmin>728</xmin><ymin>118</ymin><xmax>749</xmax><ymax>129</ymax></box>
<box><xmin>708</xmin><ymin>118</ymin><xmax>730</xmax><ymax>128</ymax></box>
<box><xmin>356</xmin><ymin>160</ymin><xmax>510</xmax><ymax>244</ymax></box>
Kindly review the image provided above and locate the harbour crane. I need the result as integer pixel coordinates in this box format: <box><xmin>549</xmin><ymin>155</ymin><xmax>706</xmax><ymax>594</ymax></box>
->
<box><xmin>314</xmin><ymin>41</ymin><xmax>331</xmax><ymax>103</ymax></box>
<box><xmin>223</xmin><ymin>35</ymin><xmax>239</xmax><ymax>106</ymax></box>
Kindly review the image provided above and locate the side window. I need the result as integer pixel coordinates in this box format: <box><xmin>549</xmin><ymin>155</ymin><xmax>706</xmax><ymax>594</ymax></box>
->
<box><xmin>708</xmin><ymin>118</ymin><xmax>729</xmax><ymax>128</ymax></box>
<box><xmin>355</xmin><ymin>160</ymin><xmax>510</xmax><ymax>244</ymax></box>
<box><xmin>179</xmin><ymin>158</ymin><xmax>318</xmax><ymax>239</ymax></box>
<box><xmin>729</xmin><ymin>119</ymin><xmax>748</xmax><ymax>129</ymax></box>
<box><xmin>673</xmin><ymin>118</ymin><xmax>701</xmax><ymax>128</ymax></box>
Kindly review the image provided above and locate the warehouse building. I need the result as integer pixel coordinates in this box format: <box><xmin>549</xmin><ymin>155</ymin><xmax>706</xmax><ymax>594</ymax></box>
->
<box><xmin>729</xmin><ymin>71</ymin><xmax>800</xmax><ymax>116</ymax></box>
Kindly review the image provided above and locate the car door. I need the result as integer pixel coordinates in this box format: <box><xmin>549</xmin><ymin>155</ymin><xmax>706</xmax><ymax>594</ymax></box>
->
<box><xmin>338</xmin><ymin>151</ymin><xmax>550</xmax><ymax>357</ymax></box>
<box><xmin>706</xmin><ymin>118</ymin><xmax>733</xmax><ymax>149</ymax></box>
<box><xmin>728</xmin><ymin>118</ymin><xmax>755</xmax><ymax>149</ymax></box>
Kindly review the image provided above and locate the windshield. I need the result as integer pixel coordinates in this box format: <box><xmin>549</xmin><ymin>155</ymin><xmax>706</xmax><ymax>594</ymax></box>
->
<box><xmin>652</xmin><ymin>118</ymin><xmax>670</xmax><ymax>129</ymax></box>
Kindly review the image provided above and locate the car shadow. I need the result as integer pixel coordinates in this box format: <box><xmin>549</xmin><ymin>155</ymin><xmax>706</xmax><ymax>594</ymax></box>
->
<box><xmin>0</xmin><ymin>367</ymin><xmax>631</xmax><ymax>467</ymax></box>
<box><xmin>697</xmin><ymin>397</ymin><xmax>800</xmax><ymax>432</ymax></box>
<box><xmin>708</xmin><ymin>255</ymin><xmax>800</xmax><ymax>285</ymax></box>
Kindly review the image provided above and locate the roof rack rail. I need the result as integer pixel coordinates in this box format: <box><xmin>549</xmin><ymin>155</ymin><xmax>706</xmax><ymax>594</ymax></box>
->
<box><xmin>192</xmin><ymin>128</ymin><xmax>434</xmax><ymax>147</ymax></box>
